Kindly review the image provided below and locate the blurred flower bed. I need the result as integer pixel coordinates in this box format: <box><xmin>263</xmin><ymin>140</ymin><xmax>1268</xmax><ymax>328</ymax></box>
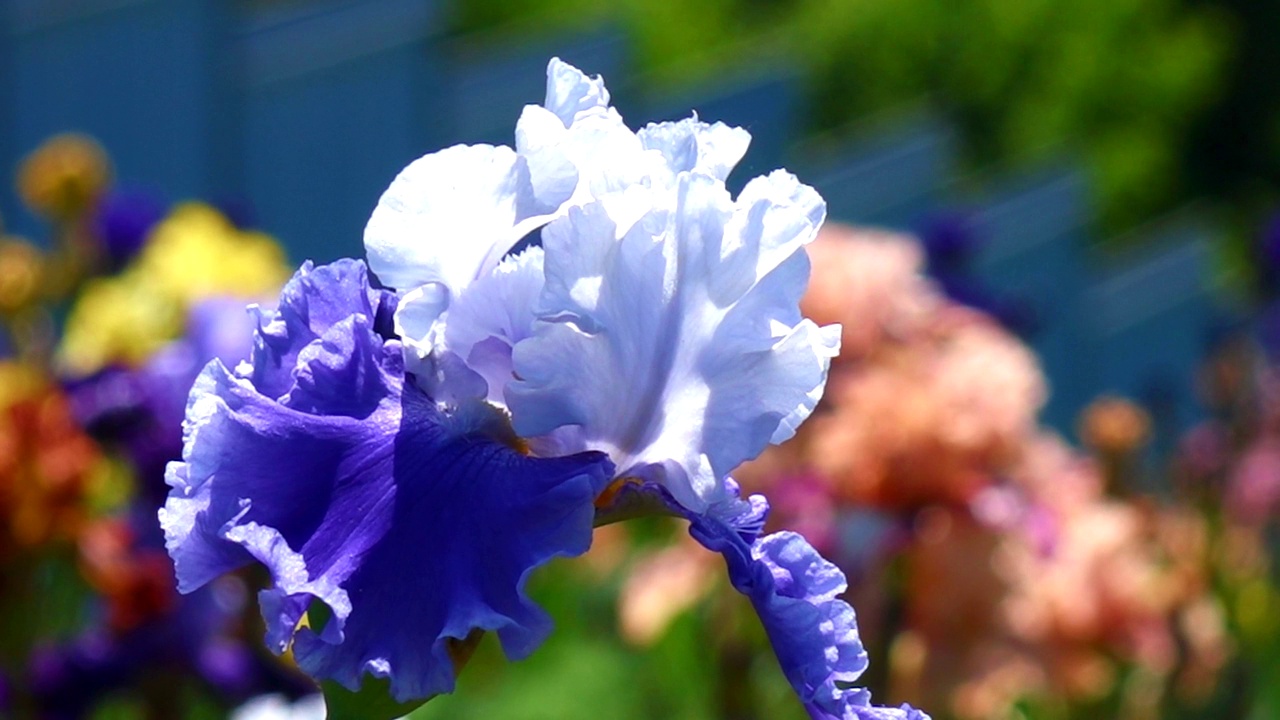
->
<box><xmin>0</xmin><ymin>135</ymin><xmax>311</xmax><ymax>719</ymax></box>
<box><xmin>2</xmin><ymin>133</ymin><xmax>1279</xmax><ymax>719</ymax></box>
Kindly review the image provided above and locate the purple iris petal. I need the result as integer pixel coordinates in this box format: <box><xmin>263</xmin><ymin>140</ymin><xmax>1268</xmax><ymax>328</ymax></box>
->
<box><xmin>600</xmin><ymin>480</ymin><xmax>927</xmax><ymax>719</ymax></box>
<box><xmin>831</xmin><ymin>703</ymin><xmax>933</xmax><ymax>720</ymax></box>
<box><xmin>161</xmin><ymin>259</ymin><xmax>614</xmax><ymax>702</ymax></box>
<box><xmin>695</xmin><ymin>519</ymin><xmax>930</xmax><ymax>719</ymax></box>
<box><xmin>247</xmin><ymin>259</ymin><xmax>397</xmax><ymax>401</ymax></box>
<box><xmin>689</xmin><ymin>521</ymin><xmax>869</xmax><ymax>710</ymax></box>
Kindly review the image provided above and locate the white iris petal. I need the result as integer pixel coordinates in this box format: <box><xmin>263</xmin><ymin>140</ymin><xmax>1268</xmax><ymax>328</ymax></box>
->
<box><xmin>361</xmin><ymin>58</ymin><xmax>835</xmax><ymax>493</ymax></box>
<box><xmin>364</xmin><ymin>144</ymin><xmax>565</xmax><ymax>295</ymax></box>
<box><xmin>507</xmin><ymin>171</ymin><xmax>839</xmax><ymax>512</ymax></box>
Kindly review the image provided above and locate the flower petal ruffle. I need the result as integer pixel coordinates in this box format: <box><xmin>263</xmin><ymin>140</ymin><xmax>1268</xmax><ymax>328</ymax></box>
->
<box><xmin>160</xmin><ymin>260</ymin><xmax>614</xmax><ymax>702</ymax></box>
<box><xmin>508</xmin><ymin>171</ymin><xmax>839</xmax><ymax>512</ymax></box>
<box><xmin>363</xmin><ymin>145</ymin><xmax>568</xmax><ymax>295</ymax></box>
<box><xmin>597</xmin><ymin>479</ymin><xmax>925</xmax><ymax>720</ymax></box>
<box><xmin>687</xmin><ymin>511</ymin><xmax>929</xmax><ymax>720</ymax></box>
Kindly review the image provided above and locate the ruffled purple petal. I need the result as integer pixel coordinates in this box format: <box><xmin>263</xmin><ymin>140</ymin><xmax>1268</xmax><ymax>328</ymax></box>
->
<box><xmin>688</xmin><ymin>521</ymin><xmax>869</xmax><ymax>704</ymax></box>
<box><xmin>814</xmin><ymin>696</ymin><xmax>936</xmax><ymax>717</ymax></box>
<box><xmin>247</xmin><ymin>258</ymin><xmax>396</xmax><ymax>401</ymax></box>
<box><xmin>161</xmin><ymin>260</ymin><xmax>614</xmax><ymax>702</ymax></box>
<box><xmin>697</xmin><ymin>519</ymin><xmax>930</xmax><ymax>718</ymax></box>
<box><xmin>598</xmin><ymin>479</ymin><xmax>927</xmax><ymax>719</ymax></box>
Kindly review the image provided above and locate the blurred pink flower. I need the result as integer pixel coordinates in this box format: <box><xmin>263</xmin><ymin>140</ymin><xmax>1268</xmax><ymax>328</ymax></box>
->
<box><xmin>801</xmin><ymin>223</ymin><xmax>939</xmax><ymax>360</ymax></box>
<box><xmin>1226</xmin><ymin>437</ymin><xmax>1280</xmax><ymax>526</ymax></box>
<box><xmin>805</xmin><ymin>315</ymin><xmax>1044</xmax><ymax>511</ymax></box>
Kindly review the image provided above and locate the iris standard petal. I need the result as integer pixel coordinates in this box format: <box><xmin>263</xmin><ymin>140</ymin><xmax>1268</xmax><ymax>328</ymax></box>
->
<box><xmin>443</xmin><ymin>248</ymin><xmax>547</xmax><ymax>406</ymax></box>
<box><xmin>543</xmin><ymin>57</ymin><xmax>612</xmax><ymax>126</ymax></box>
<box><xmin>637</xmin><ymin>117</ymin><xmax>752</xmax><ymax>182</ymax></box>
<box><xmin>161</xmin><ymin>260</ymin><xmax>614</xmax><ymax>702</ymax></box>
<box><xmin>363</xmin><ymin>145</ymin><xmax>567</xmax><ymax>295</ymax></box>
<box><xmin>507</xmin><ymin>171</ymin><xmax>838</xmax><ymax>512</ymax></box>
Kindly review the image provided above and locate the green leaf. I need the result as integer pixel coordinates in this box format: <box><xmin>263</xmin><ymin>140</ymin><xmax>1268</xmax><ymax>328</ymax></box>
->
<box><xmin>321</xmin><ymin>677</ymin><xmax>430</xmax><ymax>720</ymax></box>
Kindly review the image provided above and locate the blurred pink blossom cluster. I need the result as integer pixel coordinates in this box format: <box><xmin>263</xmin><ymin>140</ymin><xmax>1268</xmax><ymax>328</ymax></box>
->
<box><xmin>891</xmin><ymin>434</ymin><xmax>1229</xmax><ymax>720</ymax></box>
<box><xmin>739</xmin><ymin>222</ymin><xmax>1046</xmax><ymax>517</ymax></box>
<box><xmin>723</xmin><ymin>223</ymin><xmax>1230</xmax><ymax>718</ymax></box>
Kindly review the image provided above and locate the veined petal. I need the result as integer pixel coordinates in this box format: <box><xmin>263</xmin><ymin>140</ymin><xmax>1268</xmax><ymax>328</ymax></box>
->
<box><xmin>507</xmin><ymin>171</ymin><xmax>838</xmax><ymax>512</ymax></box>
<box><xmin>363</xmin><ymin>145</ymin><xmax>568</xmax><ymax>295</ymax></box>
<box><xmin>160</xmin><ymin>261</ymin><xmax>614</xmax><ymax>702</ymax></box>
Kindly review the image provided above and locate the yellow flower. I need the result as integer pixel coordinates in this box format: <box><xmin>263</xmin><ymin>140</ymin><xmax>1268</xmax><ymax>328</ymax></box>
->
<box><xmin>55</xmin><ymin>202</ymin><xmax>290</xmax><ymax>376</ymax></box>
<box><xmin>16</xmin><ymin>134</ymin><xmax>112</xmax><ymax>221</ymax></box>
<box><xmin>56</xmin><ymin>274</ymin><xmax>182</xmax><ymax>375</ymax></box>
<box><xmin>134</xmin><ymin>202</ymin><xmax>290</xmax><ymax>305</ymax></box>
<box><xmin>0</xmin><ymin>236</ymin><xmax>45</xmax><ymax>314</ymax></box>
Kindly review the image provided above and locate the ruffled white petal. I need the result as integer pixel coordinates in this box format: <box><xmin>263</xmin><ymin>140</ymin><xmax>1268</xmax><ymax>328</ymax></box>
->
<box><xmin>544</xmin><ymin>57</ymin><xmax>612</xmax><ymax>126</ymax></box>
<box><xmin>638</xmin><ymin>117</ymin><xmax>752</xmax><ymax>182</ymax></box>
<box><xmin>507</xmin><ymin>171</ymin><xmax>838</xmax><ymax>512</ymax></box>
<box><xmin>444</xmin><ymin>247</ymin><xmax>547</xmax><ymax>406</ymax></box>
<box><xmin>363</xmin><ymin>144</ymin><xmax>569</xmax><ymax>294</ymax></box>
<box><xmin>392</xmin><ymin>284</ymin><xmax>487</xmax><ymax>404</ymax></box>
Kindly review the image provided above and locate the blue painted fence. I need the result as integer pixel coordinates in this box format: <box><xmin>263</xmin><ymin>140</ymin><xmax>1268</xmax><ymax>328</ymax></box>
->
<box><xmin>0</xmin><ymin>0</ymin><xmax>1228</xmax><ymax>447</ymax></box>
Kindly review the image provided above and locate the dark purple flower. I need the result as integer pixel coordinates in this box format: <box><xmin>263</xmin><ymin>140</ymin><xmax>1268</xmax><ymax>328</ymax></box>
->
<box><xmin>65</xmin><ymin>297</ymin><xmax>260</xmax><ymax>519</ymax></box>
<box><xmin>160</xmin><ymin>259</ymin><xmax>614</xmax><ymax>701</ymax></box>
<box><xmin>917</xmin><ymin>210</ymin><xmax>979</xmax><ymax>274</ymax></box>
<box><xmin>26</xmin><ymin>577</ymin><xmax>311</xmax><ymax>717</ymax></box>
<box><xmin>94</xmin><ymin>188</ymin><xmax>166</xmax><ymax>269</ymax></box>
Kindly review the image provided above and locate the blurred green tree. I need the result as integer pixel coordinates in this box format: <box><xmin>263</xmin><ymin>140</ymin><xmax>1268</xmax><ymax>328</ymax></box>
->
<box><xmin>450</xmin><ymin>0</ymin><xmax>1233</xmax><ymax>234</ymax></box>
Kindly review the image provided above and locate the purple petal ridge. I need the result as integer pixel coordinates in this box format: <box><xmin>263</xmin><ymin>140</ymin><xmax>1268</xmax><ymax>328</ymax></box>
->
<box><xmin>160</xmin><ymin>259</ymin><xmax>614</xmax><ymax>701</ymax></box>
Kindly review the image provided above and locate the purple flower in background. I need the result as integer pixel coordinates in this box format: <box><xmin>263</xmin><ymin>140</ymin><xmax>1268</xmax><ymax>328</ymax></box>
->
<box><xmin>94</xmin><ymin>187</ymin><xmax>166</xmax><ymax>269</ymax></box>
<box><xmin>918</xmin><ymin>209</ymin><xmax>978</xmax><ymax>274</ymax></box>
<box><xmin>917</xmin><ymin>210</ymin><xmax>1040</xmax><ymax>336</ymax></box>
<box><xmin>66</xmin><ymin>296</ymin><xmax>261</xmax><ymax>518</ymax></box>
<box><xmin>27</xmin><ymin>576</ymin><xmax>311</xmax><ymax>719</ymax></box>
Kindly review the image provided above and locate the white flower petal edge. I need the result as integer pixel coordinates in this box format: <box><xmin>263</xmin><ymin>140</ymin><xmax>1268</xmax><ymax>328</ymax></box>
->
<box><xmin>366</xmin><ymin>58</ymin><xmax>767</xmax><ymax>412</ymax></box>
<box><xmin>638</xmin><ymin>116</ymin><xmax>752</xmax><ymax>183</ymax></box>
<box><xmin>544</xmin><ymin>57</ymin><xmax>612</xmax><ymax>126</ymax></box>
<box><xmin>364</xmin><ymin>144</ymin><xmax>567</xmax><ymax>295</ymax></box>
<box><xmin>506</xmin><ymin>170</ymin><xmax>840</xmax><ymax>513</ymax></box>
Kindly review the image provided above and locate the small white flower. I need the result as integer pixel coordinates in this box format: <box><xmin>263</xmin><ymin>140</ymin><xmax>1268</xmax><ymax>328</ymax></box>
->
<box><xmin>230</xmin><ymin>695</ymin><xmax>326</xmax><ymax>720</ymax></box>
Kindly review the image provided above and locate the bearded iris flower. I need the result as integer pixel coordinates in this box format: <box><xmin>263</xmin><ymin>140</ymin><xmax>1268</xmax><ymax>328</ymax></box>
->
<box><xmin>160</xmin><ymin>59</ymin><xmax>929</xmax><ymax>719</ymax></box>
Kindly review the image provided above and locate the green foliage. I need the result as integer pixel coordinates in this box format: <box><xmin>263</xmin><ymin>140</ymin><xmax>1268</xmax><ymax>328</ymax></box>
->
<box><xmin>0</xmin><ymin>552</ymin><xmax>93</xmax><ymax>671</ymax></box>
<box><xmin>450</xmin><ymin>0</ymin><xmax>1233</xmax><ymax>233</ymax></box>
